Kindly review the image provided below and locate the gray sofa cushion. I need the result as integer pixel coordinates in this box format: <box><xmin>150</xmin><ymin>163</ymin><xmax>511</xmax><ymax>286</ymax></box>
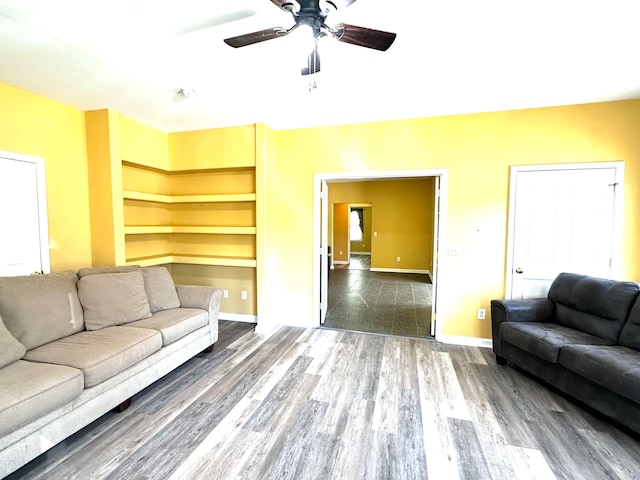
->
<box><xmin>618</xmin><ymin>298</ymin><xmax>640</xmax><ymax>350</ymax></box>
<box><xmin>128</xmin><ymin>308</ymin><xmax>208</xmax><ymax>346</ymax></box>
<box><xmin>78</xmin><ymin>271</ymin><xmax>152</xmax><ymax>330</ymax></box>
<box><xmin>24</xmin><ymin>326</ymin><xmax>162</xmax><ymax>388</ymax></box>
<box><xmin>141</xmin><ymin>267</ymin><xmax>181</xmax><ymax>313</ymax></box>
<box><xmin>0</xmin><ymin>314</ymin><xmax>25</xmax><ymax>369</ymax></box>
<box><xmin>77</xmin><ymin>265</ymin><xmax>140</xmax><ymax>278</ymax></box>
<box><xmin>500</xmin><ymin>322</ymin><xmax>613</xmax><ymax>363</ymax></box>
<box><xmin>0</xmin><ymin>271</ymin><xmax>85</xmax><ymax>350</ymax></box>
<box><xmin>548</xmin><ymin>273</ymin><xmax>639</xmax><ymax>341</ymax></box>
<box><xmin>559</xmin><ymin>345</ymin><xmax>640</xmax><ymax>404</ymax></box>
<box><xmin>0</xmin><ymin>360</ymin><xmax>83</xmax><ymax>436</ymax></box>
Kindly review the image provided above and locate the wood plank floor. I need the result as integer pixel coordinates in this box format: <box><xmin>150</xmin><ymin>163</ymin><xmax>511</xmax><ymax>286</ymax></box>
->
<box><xmin>9</xmin><ymin>321</ymin><xmax>640</xmax><ymax>480</ymax></box>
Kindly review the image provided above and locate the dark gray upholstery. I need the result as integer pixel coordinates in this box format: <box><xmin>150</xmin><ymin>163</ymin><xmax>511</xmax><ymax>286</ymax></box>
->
<box><xmin>500</xmin><ymin>322</ymin><xmax>613</xmax><ymax>363</ymax></box>
<box><xmin>549</xmin><ymin>273</ymin><xmax>639</xmax><ymax>341</ymax></box>
<box><xmin>491</xmin><ymin>272</ymin><xmax>640</xmax><ymax>434</ymax></box>
<box><xmin>619</xmin><ymin>299</ymin><xmax>640</xmax><ymax>350</ymax></box>
<box><xmin>559</xmin><ymin>345</ymin><xmax>640</xmax><ymax>404</ymax></box>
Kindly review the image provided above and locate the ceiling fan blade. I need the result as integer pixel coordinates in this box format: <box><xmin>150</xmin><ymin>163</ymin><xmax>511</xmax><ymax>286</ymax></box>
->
<box><xmin>328</xmin><ymin>0</ymin><xmax>359</xmax><ymax>8</ymax></box>
<box><xmin>301</xmin><ymin>44</ymin><xmax>321</xmax><ymax>75</ymax></box>
<box><xmin>224</xmin><ymin>27</ymin><xmax>288</xmax><ymax>48</ymax></box>
<box><xmin>333</xmin><ymin>23</ymin><xmax>396</xmax><ymax>51</ymax></box>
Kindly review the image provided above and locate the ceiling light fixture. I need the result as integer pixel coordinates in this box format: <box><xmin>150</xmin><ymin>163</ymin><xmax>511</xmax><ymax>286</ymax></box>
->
<box><xmin>178</xmin><ymin>87</ymin><xmax>197</xmax><ymax>98</ymax></box>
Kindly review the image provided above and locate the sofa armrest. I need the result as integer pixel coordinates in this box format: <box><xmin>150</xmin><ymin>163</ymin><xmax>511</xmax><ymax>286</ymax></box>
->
<box><xmin>176</xmin><ymin>285</ymin><xmax>222</xmax><ymax>345</ymax></box>
<box><xmin>490</xmin><ymin>298</ymin><xmax>554</xmax><ymax>360</ymax></box>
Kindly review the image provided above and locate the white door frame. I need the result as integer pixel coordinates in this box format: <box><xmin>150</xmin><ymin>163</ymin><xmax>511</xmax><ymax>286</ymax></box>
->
<box><xmin>313</xmin><ymin>169</ymin><xmax>448</xmax><ymax>341</ymax></box>
<box><xmin>505</xmin><ymin>161</ymin><xmax>624</xmax><ymax>298</ymax></box>
<box><xmin>0</xmin><ymin>150</ymin><xmax>50</xmax><ymax>275</ymax></box>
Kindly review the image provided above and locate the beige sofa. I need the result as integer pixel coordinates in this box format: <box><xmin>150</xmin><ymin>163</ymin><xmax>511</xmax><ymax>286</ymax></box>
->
<box><xmin>0</xmin><ymin>266</ymin><xmax>221</xmax><ymax>478</ymax></box>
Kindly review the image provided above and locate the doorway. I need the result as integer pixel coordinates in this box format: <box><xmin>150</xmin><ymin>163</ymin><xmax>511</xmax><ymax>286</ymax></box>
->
<box><xmin>0</xmin><ymin>151</ymin><xmax>50</xmax><ymax>276</ymax></box>
<box><xmin>506</xmin><ymin>162</ymin><xmax>624</xmax><ymax>298</ymax></box>
<box><xmin>313</xmin><ymin>170</ymin><xmax>448</xmax><ymax>341</ymax></box>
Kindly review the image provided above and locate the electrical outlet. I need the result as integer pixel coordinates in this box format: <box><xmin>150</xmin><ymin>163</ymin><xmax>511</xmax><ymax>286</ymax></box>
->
<box><xmin>223</xmin><ymin>290</ymin><xmax>229</xmax><ymax>299</ymax></box>
<box><xmin>396</xmin><ymin>256</ymin><xmax>401</xmax><ymax>262</ymax></box>
<box><xmin>241</xmin><ymin>291</ymin><xmax>247</xmax><ymax>300</ymax></box>
<box><xmin>477</xmin><ymin>308</ymin><xmax>486</xmax><ymax>320</ymax></box>
<box><xmin>339</xmin><ymin>250</ymin><xmax>343</xmax><ymax>255</ymax></box>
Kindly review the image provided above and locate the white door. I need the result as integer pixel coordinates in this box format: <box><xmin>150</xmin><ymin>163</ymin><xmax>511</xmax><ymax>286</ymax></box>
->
<box><xmin>0</xmin><ymin>151</ymin><xmax>50</xmax><ymax>276</ymax></box>
<box><xmin>430</xmin><ymin>176</ymin><xmax>440</xmax><ymax>336</ymax></box>
<box><xmin>320</xmin><ymin>179</ymin><xmax>329</xmax><ymax>324</ymax></box>
<box><xmin>507</xmin><ymin>163</ymin><xmax>622</xmax><ymax>299</ymax></box>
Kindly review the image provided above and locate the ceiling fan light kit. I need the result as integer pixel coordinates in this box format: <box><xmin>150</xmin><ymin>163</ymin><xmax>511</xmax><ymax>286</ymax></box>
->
<box><xmin>224</xmin><ymin>0</ymin><xmax>396</xmax><ymax>76</ymax></box>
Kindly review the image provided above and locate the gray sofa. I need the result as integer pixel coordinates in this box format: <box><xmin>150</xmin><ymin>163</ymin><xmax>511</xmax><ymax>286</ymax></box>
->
<box><xmin>0</xmin><ymin>265</ymin><xmax>222</xmax><ymax>478</ymax></box>
<box><xmin>491</xmin><ymin>272</ymin><xmax>640</xmax><ymax>434</ymax></box>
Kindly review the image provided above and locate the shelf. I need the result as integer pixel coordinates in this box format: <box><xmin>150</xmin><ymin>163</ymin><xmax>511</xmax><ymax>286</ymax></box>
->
<box><xmin>126</xmin><ymin>254</ymin><xmax>256</xmax><ymax>268</ymax></box>
<box><xmin>123</xmin><ymin>190</ymin><xmax>255</xmax><ymax>204</ymax></box>
<box><xmin>124</xmin><ymin>226</ymin><xmax>256</xmax><ymax>235</ymax></box>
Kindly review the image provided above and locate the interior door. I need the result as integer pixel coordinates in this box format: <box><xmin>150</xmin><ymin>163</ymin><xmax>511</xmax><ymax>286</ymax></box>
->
<box><xmin>320</xmin><ymin>179</ymin><xmax>328</xmax><ymax>324</ymax></box>
<box><xmin>430</xmin><ymin>176</ymin><xmax>440</xmax><ymax>336</ymax></box>
<box><xmin>508</xmin><ymin>165</ymin><xmax>621</xmax><ymax>299</ymax></box>
<box><xmin>0</xmin><ymin>151</ymin><xmax>50</xmax><ymax>276</ymax></box>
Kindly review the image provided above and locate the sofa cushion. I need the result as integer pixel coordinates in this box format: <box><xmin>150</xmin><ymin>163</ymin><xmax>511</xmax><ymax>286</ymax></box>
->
<box><xmin>548</xmin><ymin>273</ymin><xmax>640</xmax><ymax>341</ymax></box>
<box><xmin>77</xmin><ymin>265</ymin><xmax>140</xmax><ymax>278</ymax></box>
<box><xmin>78</xmin><ymin>271</ymin><xmax>152</xmax><ymax>330</ymax></box>
<box><xmin>0</xmin><ymin>271</ymin><xmax>85</xmax><ymax>350</ymax></box>
<box><xmin>141</xmin><ymin>267</ymin><xmax>181</xmax><ymax>313</ymax></box>
<box><xmin>0</xmin><ymin>314</ymin><xmax>25</xmax><ymax>369</ymax></box>
<box><xmin>500</xmin><ymin>322</ymin><xmax>613</xmax><ymax>363</ymax></box>
<box><xmin>24</xmin><ymin>326</ymin><xmax>162</xmax><ymax>388</ymax></box>
<box><xmin>128</xmin><ymin>308</ymin><xmax>208</xmax><ymax>346</ymax></box>
<box><xmin>618</xmin><ymin>297</ymin><xmax>640</xmax><ymax>350</ymax></box>
<box><xmin>0</xmin><ymin>360</ymin><xmax>83</xmax><ymax>436</ymax></box>
<box><xmin>559</xmin><ymin>345</ymin><xmax>640</xmax><ymax>404</ymax></box>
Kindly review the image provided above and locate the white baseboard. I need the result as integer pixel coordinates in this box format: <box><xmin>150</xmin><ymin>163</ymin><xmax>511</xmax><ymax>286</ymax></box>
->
<box><xmin>332</xmin><ymin>260</ymin><xmax>349</xmax><ymax>265</ymax></box>
<box><xmin>370</xmin><ymin>268</ymin><xmax>431</xmax><ymax>275</ymax></box>
<box><xmin>218</xmin><ymin>312</ymin><xmax>257</xmax><ymax>324</ymax></box>
<box><xmin>437</xmin><ymin>334</ymin><xmax>493</xmax><ymax>349</ymax></box>
<box><xmin>351</xmin><ymin>252</ymin><xmax>371</xmax><ymax>256</ymax></box>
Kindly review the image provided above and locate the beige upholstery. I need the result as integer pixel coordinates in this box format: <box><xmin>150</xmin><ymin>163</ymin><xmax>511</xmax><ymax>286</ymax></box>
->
<box><xmin>141</xmin><ymin>267</ymin><xmax>181</xmax><ymax>313</ymax></box>
<box><xmin>0</xmin><ymin>360</ymin><xmax>83</xmax><ymax>436</ymax></box>
<box><xmin>78</xmin><ymin>271</ymin><xmax>152</xmax><ymax>330</ymax></box>
<box><xmin>0</xmin><ymin>315</ymin><xmax>25</xmax><ymax>369</ymax></box>
<box><xmin>128</xmin><ymin>308</ymin><xmax>208</xmax><ymax>346</ymax></box>
<box><xmin>77</xmin><ymin>265</ymin><xmax>140</xmax><ymax>278</ymax></box>
<box><xmin>25</xmin><ymin>327</ymin><xmax>162</xmax><ymax>388</ymax></box>
<box><xmin>0</xmin><ymin>271</ymin><xmax>84</xmax><ymax>349</ymax></box>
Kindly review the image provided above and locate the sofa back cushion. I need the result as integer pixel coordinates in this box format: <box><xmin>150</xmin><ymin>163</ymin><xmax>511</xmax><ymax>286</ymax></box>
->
<box><xmin>619</xmin><ymin>297</ymin><xmax>640</xmax><ymax>350</ymax></box>
<box><xmin>78</xmin><ymin>271</ymin><xmax>152</xmax><ymax>330</ymax></box>
<box><xmin>548</xmin><ymin>273</ymin><xmax>640</xmax><ymax>341</ymax></box>
<box><xmin>141</xmin><ymin>267</ymin><xmax>181</xmax><ymax>313</ymax></box>
<box><xmin>0</xmin><ymin>271</ymin><xmax>85</xmax><ymax>350</ymax></box>
<box><xmin>77</xmin><ymin>265</ymin><xmax>140</xmax><ymax>279</ymax></box>
<box><xmin>0</xmin><ymin>314</ymin><xmax>26</xmax><ymax>368</ymax></box>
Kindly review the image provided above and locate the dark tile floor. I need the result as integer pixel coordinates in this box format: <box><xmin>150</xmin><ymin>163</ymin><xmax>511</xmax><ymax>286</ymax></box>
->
<box><xmin>324</xmin><ymin>255</ymin><xmax>433</xmax><ymax>338</ymax></box>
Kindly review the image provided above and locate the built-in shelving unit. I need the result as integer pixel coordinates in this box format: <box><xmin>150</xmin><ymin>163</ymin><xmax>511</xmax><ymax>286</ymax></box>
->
<box><xmin>122</xmin><ymin>162</ymin><xmax>257</xmax><ymax>269</ymax></box>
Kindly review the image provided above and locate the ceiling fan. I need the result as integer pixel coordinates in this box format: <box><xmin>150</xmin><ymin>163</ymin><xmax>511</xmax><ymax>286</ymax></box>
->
<box><xmin>223</xmin><ymin>0</ymin><xmax>397</xmax><ymax>75</ymax></box>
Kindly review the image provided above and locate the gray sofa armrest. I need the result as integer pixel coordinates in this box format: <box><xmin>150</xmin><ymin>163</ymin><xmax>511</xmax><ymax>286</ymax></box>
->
<box><xmin>176</xmin><ymin>285</ymin><xmax>222</xmax><ymax>345</ymax></box>
<box><xmin>490</xmin><ymin>298</ymin><xmax>554</xmax><ymax>362</ymax></box>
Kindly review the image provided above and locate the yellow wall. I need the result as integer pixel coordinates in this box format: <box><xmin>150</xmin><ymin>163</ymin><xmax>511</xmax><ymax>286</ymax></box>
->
<box><xmin>0</xmin><ymin>83</ymin><xmax>92</xmax><ymax>271</ymax></box>
<box><xmin>120</xmin><ymin>114</ymin><xmax>169</xmax><ymax>170</ymax></box>
<box><xmin>332</xmin><ymin>203</ymin><xmax>350</xmax><ymax>263</ymax></box>
<box><xmin>4</xmin><ymin>79</ymin><xmax>640</xmax><ymax>341</ymax></box>
<box><xmin>267</xmin><ymin>100</ymin><xmax>640</xmax><ymax>338</ymax></box>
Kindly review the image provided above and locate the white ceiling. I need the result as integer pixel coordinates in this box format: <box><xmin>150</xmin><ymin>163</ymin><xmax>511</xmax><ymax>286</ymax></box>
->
<box><xmin>1</xmin><ymin>0</ymin><xmax>639</xmax><ymax>132</ymax></box>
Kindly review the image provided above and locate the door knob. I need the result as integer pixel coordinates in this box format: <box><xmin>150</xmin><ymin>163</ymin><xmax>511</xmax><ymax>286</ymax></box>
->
<box><xmin>515</xmin><ymin>267</ymin><xmax>523</xmax><ymax>274</ymax></box>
